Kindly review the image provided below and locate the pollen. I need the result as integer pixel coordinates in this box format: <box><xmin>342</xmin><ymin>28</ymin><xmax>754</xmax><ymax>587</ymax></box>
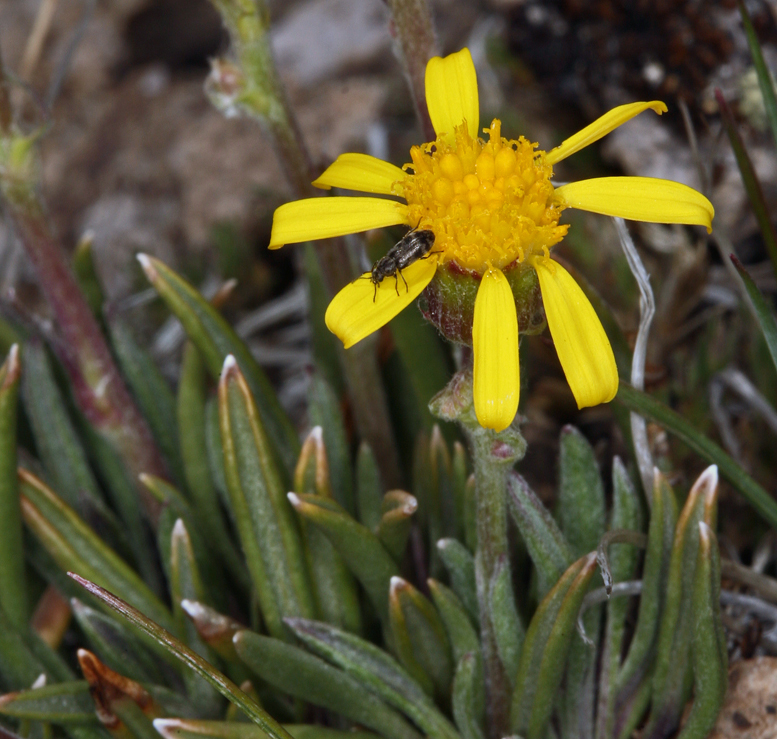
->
<box><xmin>396</xmin><ymin>119</ymin><xmax>569</xmax><ymax>273</ymax></box>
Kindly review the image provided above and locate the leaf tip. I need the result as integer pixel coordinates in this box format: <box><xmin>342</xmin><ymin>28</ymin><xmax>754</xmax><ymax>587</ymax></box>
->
<box><xmin>136</xmin><ymin>253</ymin><xmax>156</xmax><ymax>280</ymax></box>
<box><xmin>287</xmin><ymin>491</ymin><xmax>302</xmax><ymax>508</ymax></box>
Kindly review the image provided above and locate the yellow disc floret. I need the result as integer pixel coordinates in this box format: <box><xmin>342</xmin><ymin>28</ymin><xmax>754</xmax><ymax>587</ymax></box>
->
<box><xmin>395</xmin><ymin>119</ymin><xmax>569</xmax><ymax>273</ymax></box>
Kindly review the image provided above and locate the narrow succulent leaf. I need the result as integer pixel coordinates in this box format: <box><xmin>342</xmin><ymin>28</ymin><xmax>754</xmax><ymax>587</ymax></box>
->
<box><xmin>716</xmin><ymin>89</ymin><xmax>777</xmax><ymax>277</ymax></box>
<box><xmin>645</xmin><ymin>467</ymin><xmax>719</xmax><ymax>737</ymax></box>
<box><xmin>525</xmin><ymin>554</ymin><xmax>599</xmax><ymax>739</ymax></box>
<box><xmin>509</xmin><ymin>556</ymin><xmax>587</xmax><ymax>733</ymax></box>
<box><xmin>107</xmin><ymin>316</ymin><xmax>185</xmax><ymax>485</ymax></box>
<box><xmin>436</xmin><ymin>539</ymin><xmax>478</xmax><ymax>623</ymax></box>
<box><xmin>614</xmin><ymin>676</ymin><xmax>652</xmax><ymax>739</ymax></box>
<box><xmin>451</xmin><ymin>443</ymin><xmax>468</xmax><ymax>544</ymax></box>
<box><xmin>169</xmin><ymin>520</ymin><xmax>222</xmax><ymax>714</ymax></box>
<box><xmin>430</xmin><ymin>426</ymin><xmax>457</xmax><ymax>540</ymax></box>
<box><xmin>219</xmin><ymin>356</ymin><xmax>315</xmax><ymax>638</ymax></box>
<box><xmin>412</xmin><ymin>432</ymin><xmax>441</xmax><ymax>577</ymax></box>
<box><xmin>488</xmin><ymin>555</ymin><xmax>523</xmax><ymax>684</ymax></box>
<box><xmin>308</xmin><ymin>375</ymin><xmax>354</xmax><ymax>515</ymax></box>
<box><xmin>303</xmin><ymin>243</ymin><xmax>345</xmax><ymax>395</ymax></box>
<box><xmin>204</xmin><ymin>398</ymin><xmax>229</xmax><ymax>507</ymax></box>
<box><xmin>556</xmin><ymin>426</ymin><xmax>606</xmax><ymax>557</ymax></box>
<box><xmin>614</xmin><ymin>472</ymin><xmax>677</xmax><ymax>725</ymax></box>
<box><xmin>294</xmin><ymin>427</ymin><xmax>362</xmax><ymax>633</ymax></box>
<box><xmin>597</xmin><ymin>458</ymin><xmax>644</xmax><ymax>739</ymax></box>
<box><xmin>233</xmin><ymin>630</ymin><xmax>423</xmax><ymax>739</ymax></box>
<box><xmin>80</xmin><ymin>424</ymin><xmax>162</xmax><ymax>593</ymax></box>
<box><xmin>180</xmin><ymin>601</ymin><xmax>248</xmax><ymax>680</ymax></box>
<box><xmin>72</xmin><ymin>232</ymin><xmax>104</xmax><ymax>318</ymax></box>
<box><xmin>616</xmin><ymin>383</ymin><xmax>777</xmax><ymax>528</ymax></box>
<box><xmin>0</xmin><ymin>605</ymin><xmax>54</xmax><ymax>688</ymax></box>
<box><xmin>427</xmin><ymin>580</ymin><xmax>479</xmax><ymax>662</ymax></box>
<box><xmin>0</xmin><ymin>681</ymin><xmax>96</xmax><ymax>723</ymax></box>
<box><xmin>71</xmin><ymin>600</ymin><xmax>164</xmax><ymax>685</ymax></box>
<box><xmin>428</xmin><ymin>581</ymin><xmax>484</xmax><ymax>734</ymax></box>
<box><xmin>288</xmin><ymin>492</ymin><xmax>399</xmax><ymax>623</ymax></box>
<box><xmin>739</xmin><ymin>0</ymin><xmax>777</xmax><ymax>154</ymax></box>
<box><xmin>0</xmin><ymin>345</ymin><xmax>27</xmax><ymax>629</ymax></box>
<box><xmin>451</xmin><ymin>654</ymin><xmax>486</xmax><ymax>739</ymax></box>
<box><xmin>144</xmin><ymin>475</ymin><xmax>230</xmax><ymax>607</ymax></box>
<box><xmin>732</xmin><ymin>256</ymin><xmax>777</xmax><ymax>373</ymax></box>
<box><xmin>137</xmin><ymin>254</ymin><xmax>298</xmax><ymax>475</ymax></box>
<box><xmin>284</xmin><ymin>618</ymin><xmax>458</xmax><ymax>739</ymax></box>
<box><xmin>69</xmin><ymin>574</ymin><xmax>293</xmax><ymax>739</ymax></box>
<box><xmin>356</xmin><ymin>443</ymin><xmax>383</xmax><ymax>530</ymax></box>
<box><xmin>21</xmin><ymin>341</ymin><xmax>115</xmax><ymax>522</ymax></box>
<box><xmin>154</xmin><ymin>718</ymin><xmax>377</xmax><ymax>739</ymax></box>
<box><xmin>177</xmin><ymin>342</ymin><xmax>245</xmax><ymax>586</ymax></box>
<box><xmin>388</xmin><ymin>577</ymin><xmax>453</xmax><ymax>704</ymax></box>
<box><xmin>378</xmin><ymin>491</ymin><xmax>418</xmax><ymax>561</ymax></box>
<box><xmin>19</xmin><ymin>469</ymin><xmax>175</xmax><ymax>633</ymax></box>
<box><xmin>507</xmin><ymin>474</ymin><xmax>574</xmax><ymax>598</ymax></box>
<box><xmin>675</xmin><ymin>523</ymin><xmax>727</xmax><ymax>739</ymax></box>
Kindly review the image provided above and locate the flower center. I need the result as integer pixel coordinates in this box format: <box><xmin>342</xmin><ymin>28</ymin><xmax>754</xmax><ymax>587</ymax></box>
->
<box><xmin>396</xmin><ymin>119</ymin><xmax>569</xmax><ymax>273</ymax></box>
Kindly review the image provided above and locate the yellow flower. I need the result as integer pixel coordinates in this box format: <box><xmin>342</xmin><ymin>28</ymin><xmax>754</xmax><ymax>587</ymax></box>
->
<box><xmin>269</xmin><ymin>49</ymin><xmax>713</xmax><ymax>432</ymax></box>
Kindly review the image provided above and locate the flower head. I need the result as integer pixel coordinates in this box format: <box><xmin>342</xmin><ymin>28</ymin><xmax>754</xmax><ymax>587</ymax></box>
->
<box><xmin>269</xmin><ymin>49</ymin><xmax>713</xmax><ymax>432</ymax></box>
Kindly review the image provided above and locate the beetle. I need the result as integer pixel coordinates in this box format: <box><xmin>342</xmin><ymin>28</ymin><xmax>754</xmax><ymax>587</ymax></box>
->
<box><xmin>369</xmin><ymin>228</ymin><xmax>436</xmax><ymax>301</ymax></box>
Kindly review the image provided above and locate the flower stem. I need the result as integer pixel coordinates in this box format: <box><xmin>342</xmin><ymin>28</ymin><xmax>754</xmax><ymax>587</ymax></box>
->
<box><xmin>385</xmin><ymin>0</ymin><xmax>437</xmax><ymax>141</ymax></box>
<box><xmin>430</xmin><ymin>370</ymin><xmax>527</xmax><ymax>738</ymax></box>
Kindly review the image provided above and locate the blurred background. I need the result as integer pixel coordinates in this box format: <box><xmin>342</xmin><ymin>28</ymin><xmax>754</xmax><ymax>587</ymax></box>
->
<box><xmin>1</xmin><ymin>0</ymin><xmax>777</xmax><ymax>547</ymax></box>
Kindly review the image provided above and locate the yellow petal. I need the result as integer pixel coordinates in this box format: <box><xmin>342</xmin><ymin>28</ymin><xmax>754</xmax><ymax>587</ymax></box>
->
<box><xmin>555</xmin><ymin>177</ymin><xmax>714</xmax><ymax>233</ymax></box>
<box><xmin>325</xmin><ymin>256</ymin><xmax>438</xmax><ymax>349</ymax></box>
<box><xmin>534</xmin><ymin>259</ymin><xmax>618</xmax><ymax>409</ymax></box>
<box><xmin>269</xmin><ymin>197</ymin><xmax>408</xmax><ymax>249</ymax></box>
<box><xmin>425</xmin><ymin>48</ymin><xmax>479</xmax><ymax>144</ymax></box>
<box><xmin>472</xmin><ymin>268</ymin><xmax>519</xmax><ymax>432</ymax></box>
<box><xmin>312</xmin><ymin>153</ymin><xmax>407</xmax><ymax>194</ymax></box>
<box><xmin>546</xmin><ymin>101</ymin><xmax>668</xmax><ymax>165</ymax></box>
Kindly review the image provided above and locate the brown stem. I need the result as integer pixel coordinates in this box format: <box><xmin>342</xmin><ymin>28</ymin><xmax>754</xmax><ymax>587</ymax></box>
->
<box><xmin>10</xmin><ymin>205</ymin><xmax>166</xmax><ymax>522</ymax></box>
<box><xmin>386</xmin><ymin>0</ymin><xmax>437</xmax><ymax>141</ymax></box>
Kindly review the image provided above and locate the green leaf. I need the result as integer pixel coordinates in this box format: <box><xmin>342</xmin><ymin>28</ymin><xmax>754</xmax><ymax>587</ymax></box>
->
<box><xmin>716</xmin><ymin>89</ymin><xmax>777</xmax><ymax>277</ymax></box>
<box><xmin>356</xmin><ymin>442</ymin><xmax>383</xmax><ymax>530</ymax></box>
<box><xmin>137</xmin><ymin>254</ymin><xmax>298</xmax><ymax>475</ymax></box>
<box><xmin>488</xmin><ymin>555</ymin><xmax>523</xmax><ymax>685</ymax></box>
<box><xmin>20</xmin><ymin>469</ymin><xmax>175</xmax><ymax>633</ymax></box>
<box><xmin>388</xmin><ymin>577</ymin><xmax>453</xmax><ymax>705</ymax></box>
<box><xmin>645</xmin><ymin>466</ymin><xmax>719</xmax><ymax>736</ymax></box>
<box><xmin>509</xmin><ymin>555</ymin><xmax>587</xmax><ymax>734</ymax></box>
<box><xmin>617</xmin><ymin>383</ymin><xmax>777</xmax><ymax>528</ymax></box>
<box><xmin>288</xmin><ymin>492</ymin><xmax>399</xmax><ymax>624</ymax></box>
<box><xmin>556</xmin><ymin>426</ymin><xmax>606</xmax><ymax>557</ymax></box>
<box><xmin>233</xmin><ymin>630</ymin><xmax>423</xmax><ymax>739</ymax></box>
<box><xmin>177</xmin><ymin>342</ymin><xmax>244</xmax><ymax>586</ymax></box>
<box><xmin>0</xmin><ymin>345</ymin><xmax>27</xmax><ymax>629</ymax></box>
<box><xmin>71</xmin><ymin>600</ymin><xmax>165</xmax><ymax>685</ymax></box>
<box><xmin>154</xmin><ymin>718</ymin><xmax>377</xmax><ymax>739</ymax></box>
<box><xmin>739</xmin><ymin>0</ymin><xmax>777</xmax><ymax>153</ymax></box>
<box><xmin>0</xmin><ymin>681</ymin><xmax>96</xmax><ymax>723</ymax></box>
<box><xmin>219</xmin><ymin>356</ymin><xmax>315</xmax><ymax>639</ymax></box>
<box><xmin>284</xmin><ymin>617</ymin><xmax>458</xmax><ymax>739</ymax></box>
<box><xmin>436</xmin><ymin>539</ymin><xmax>478</xmax><ymax>624</ymax></box>
<box><xmin>451</xmin><ymin>654</ymin><xmax>486</xmax><ymax>739</ymax></box>
<box><xmin>732</xmin><ymin>256</ymin><xmax>777</xmax><ymax>373</ymax></box>
<box><xmin>168</xmin><ymin>519</ymin><xmax>222</xmax><ymax>715</ymax></box>
<box><xmin>377</xmin><ymin>490</ymin><xmax>417</xmax><ymax>562</ymax></box>
<box><xmin>614</xmin><ymin>472</ymin><xmax>677</xmax><ymax>730</ymax></box>
<box><xmin>521</xmin><ymin>554</ymin><xmax>599</xmax><ymax>739</ymax></box>
<box><xmin>69</xmin><ymin>574</ymin><xmax>294</xmax><ymax>739</ymax></box>
<box><xmin>308</xmin><ymin>375</ymin><xmax>354</xmax><ymax>515</ymax></box>
<box><xmin>72</xmin><ymin>233</ymin><xmax>105</xmax><ymax>319</ymax></box>
<box><xmin>597</xmin><ymin>458</ymin><xmax>643</xmax><ymax>739</ymax></box>
<box><xmin>294</xmin><ymin>428</ymin><xmax>362</xmax><ymax>634</ymax></box>
<box><xmin>107</xmin><ymin>315</ymin><xmax>185</xmax><ymax>485</ymax></box>
<box><xmin>676</xmin><ymin>523</ymin><xmax>727</xmax><ymax>739</ymax></box>
<box><xmin>507</xmin><ymin>474</ymin><xmax>573</xmax><ymax>599</ymax></box>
